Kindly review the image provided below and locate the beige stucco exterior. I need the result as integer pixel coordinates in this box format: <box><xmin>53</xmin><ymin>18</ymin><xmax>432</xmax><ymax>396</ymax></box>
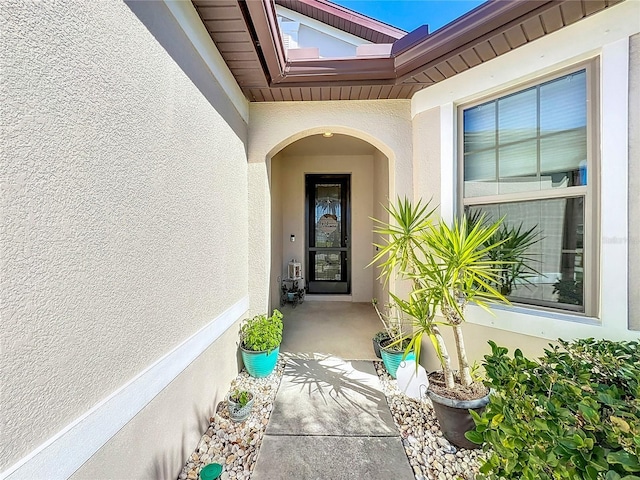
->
<box><xmin>248</xmin><ymin>100</ymin><xmax>412</xmax><ymax>314</ymax></box>
<box><xmin>2</xmin><ymin>0</ymin><xmax>639</xmax><ymax>478</ymax></box>
<box><xmin>1</xmin><ymin>1</ymin><xmax>248</xmax><ymax>476</ymax></box>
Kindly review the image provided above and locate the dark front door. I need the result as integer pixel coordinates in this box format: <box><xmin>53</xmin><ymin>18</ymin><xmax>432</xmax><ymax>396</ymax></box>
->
<box><xmin>306</xmin><ymin>174</ymin><xmax>350</xmax><ymax>294</ymax></box>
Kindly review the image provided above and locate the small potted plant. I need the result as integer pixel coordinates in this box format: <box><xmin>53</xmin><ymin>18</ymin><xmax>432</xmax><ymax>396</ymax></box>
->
<box><xmin>239</xmin><ymin>309</ymin><xmax>283</xmax><ymax>378</ymax></box>
<box><xmin>227</xmin><ymin>388</ymin><xmax>254</xmax><ymax>422</ymax></box>
<box><xmin>372</xmin><ymin>299</ymin><xmax>411</xmax><ymax>378</ymax></box>
<box><xmin>372</xmin><ymin>330</ymin><xmax>390</xmax><ymax>359</ymax></box>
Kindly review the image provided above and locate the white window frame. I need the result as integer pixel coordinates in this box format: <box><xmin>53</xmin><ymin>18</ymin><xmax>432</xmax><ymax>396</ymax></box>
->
<box><xmin>457</xmin><ymin>60</ymin><xmax>600</xmax><ymax>317</ymax></box>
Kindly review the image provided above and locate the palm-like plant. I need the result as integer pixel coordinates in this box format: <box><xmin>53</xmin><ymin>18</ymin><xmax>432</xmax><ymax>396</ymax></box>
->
<box><xmin>370</xmin><ymin>197</ymin><xmax>535</xmax><ymax>391</ymax></box>
<box><xmin>417</xmin><ymin>217</ymin><xmax>510</xmax><ymax>387</ymax></box>
<box><xmin>370</xmin><ymin>197</ymin><xmax>435</xmax><ymax>285</ymax></box>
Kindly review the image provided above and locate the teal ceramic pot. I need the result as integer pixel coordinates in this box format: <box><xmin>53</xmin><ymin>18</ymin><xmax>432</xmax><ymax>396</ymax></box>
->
<box><xmin>380</xmin><ymin>346</ymin><xmax>415</xmax><ymax>379</ymax></box>
<box><xmin>241</xmin><ymin>345</ymin><xmax>280</xmax><ymax>378</ymax></box>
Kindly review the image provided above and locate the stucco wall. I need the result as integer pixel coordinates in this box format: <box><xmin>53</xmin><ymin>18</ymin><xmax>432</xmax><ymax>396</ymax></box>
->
<box><xmin>419</xmin><ymin>322</ymin><xmax>555</xmax><ymax>373</ymax></box>
<box><xmin>410</xmin><ymin>0</ymin><xmax>639</xmax><ymax>343</ymax></box>
<box><xmin>248</xmin><ymin>100</ymin><xmax>412</xmax><ymax>314</ymax></box>
<box><xmin>372</xmin><ymin>149</ymin><xmax>390</xmax><ymax>305</ymax></box>
<box><xmin>70</xmin><ymin>324</ymin><xmax>242</xmax><ymax>480</ymax></box>
<box><xmin>629</xmin><ymin>33</ymin><xmax>640</xmax><ymax>331</ymax></box>
<box><xmin>1</xmin><ymin>0</ymin><xmax>248</xmax><ymax>474</ymax></box>
<box><xmin>412</xmin><ymin>107</ymin><xmax>441</xmax><ymax>209</ymax></box>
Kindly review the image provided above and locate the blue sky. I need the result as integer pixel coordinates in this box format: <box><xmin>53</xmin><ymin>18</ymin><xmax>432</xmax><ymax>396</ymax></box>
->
<box><xmin>331</xmin><ymin>0</ymin><xmax>487</xmax><ymax>33</ymax></box>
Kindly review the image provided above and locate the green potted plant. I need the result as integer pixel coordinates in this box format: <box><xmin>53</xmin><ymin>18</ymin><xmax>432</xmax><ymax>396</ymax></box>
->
<box><xmin>239</xmin><ymin>309</ymin><xmax>283</xmax><ymax>378</ymax></box>
<box><xmin>227</xmin><ymin>388</ymin><xmax>255</xmax><ymax>422</ymax></box>
<box><xmin>372</xmin><ymin>299</ymin><xmax>411</xmax><ymax>378</ymax></box>
<box><xmin>371</xmin><ymin>197</ymin><xmax>536</xmax><ymax>448</ymax></box>
<box><xmin>372</xmin><ymin>330</ymin><xmax>390</xmax><ymax>359</ymax></box>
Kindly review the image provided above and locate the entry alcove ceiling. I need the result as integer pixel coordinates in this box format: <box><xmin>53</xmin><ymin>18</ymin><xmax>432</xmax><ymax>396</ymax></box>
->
<box><xmin>279</xmin><ymin>134</ymin><xmax>377</xmax><ymax>156</ymax></box>
<box><xmin>191</xmin><ymin>0</ymin><xmax>623</xmax><ymax>102</ymax></box>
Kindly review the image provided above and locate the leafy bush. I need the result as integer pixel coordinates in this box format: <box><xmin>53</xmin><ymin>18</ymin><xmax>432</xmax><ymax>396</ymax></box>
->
<box><xmin>466</xmin><ymin>338</ymin><xmax>640</xmax><ymax>480</ymax></box>
<box><xmin>240</xmin><ymin>309</ymin><xmax>283</xmax><ymax>353</ymax></box>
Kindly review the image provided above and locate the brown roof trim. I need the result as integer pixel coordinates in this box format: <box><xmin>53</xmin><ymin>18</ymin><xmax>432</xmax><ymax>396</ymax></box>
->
<box><xmin>195</xmin><ymin>0</ymin><xmax>623</xmax><ymax>101</ymax></box>
<box><xmin>243</xmin><ymin>0</ymin><xmax>287</xmax><ymax>83</ymax></box>
<box><xmin>274</xmin><ymin>0</ymin><xmax>407</xmax><ymax>43</ymax></box>
<box><xmin>393</xmin><ymin>0</ymin><xmax>560</xmax><ymax>79</ymax></box>
<box><xmin>279</xmin><ymin>57</ymin><xmax>395</xmax><ymax>84</ymax></box>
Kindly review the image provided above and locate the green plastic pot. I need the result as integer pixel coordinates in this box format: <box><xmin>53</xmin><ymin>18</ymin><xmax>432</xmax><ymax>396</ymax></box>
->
<box><xmin>240</xmin><ymin>345</ymin><xmax>280</xmax><ymax>378</ymax></box>
<box><xmin>200</xmin><ymin>463</ymin><xmax>222</xmax><ymax>480</ymax></box>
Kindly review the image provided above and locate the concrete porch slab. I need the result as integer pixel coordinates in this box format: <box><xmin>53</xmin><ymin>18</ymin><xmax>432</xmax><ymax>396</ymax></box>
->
<box><xmin>267</xmin><ymin>358</ymin><xmax>397</xmax><ymax>436</ymax></box>
<box><xmin>251</xmin><ymin>435</ymin><xmax>415</xmax><ymax>480</ymax></box>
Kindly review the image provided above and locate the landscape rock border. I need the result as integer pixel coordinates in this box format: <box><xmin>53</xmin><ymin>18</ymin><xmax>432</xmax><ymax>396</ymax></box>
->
<box><xmin>178</xmin><ymin>357</ymin><xmax>486</xmax><ymax>480</ymax></box>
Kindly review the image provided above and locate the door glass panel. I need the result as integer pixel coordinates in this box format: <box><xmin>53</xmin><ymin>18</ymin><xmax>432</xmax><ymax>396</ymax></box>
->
<box><xmin>315</xmin><ymin>183</ymin><xmax>342</xmax><ymax>247</ymax></box>
<box><xmin>314</xmin><ymin>252</ymin><xmax>343</xmax><ymax>281</ymax></box>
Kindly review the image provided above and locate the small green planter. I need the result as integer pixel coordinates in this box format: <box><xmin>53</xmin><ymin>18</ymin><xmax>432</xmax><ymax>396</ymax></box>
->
<box><xmin>241</xmin><ymin>345</ymin><xmax>280</xmax><ymax>378</ymax></box>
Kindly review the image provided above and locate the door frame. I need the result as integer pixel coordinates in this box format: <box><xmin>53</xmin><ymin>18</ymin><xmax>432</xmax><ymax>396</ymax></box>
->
<box><xmin>305</xmin><ymin>174</ymin><xmax>351</xmax><ymax>294</ymax></box>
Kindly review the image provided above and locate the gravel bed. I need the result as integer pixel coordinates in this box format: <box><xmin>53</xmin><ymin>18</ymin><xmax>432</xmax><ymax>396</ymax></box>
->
<box><xmin>177</xmin><ymin>358</ymin><xmax>286</xmax><ymax>480</ymax></box>
<box><xmin>179</xmin><ymin>357</ymin><xmax>486</xmax><ymax>480</ymax></box>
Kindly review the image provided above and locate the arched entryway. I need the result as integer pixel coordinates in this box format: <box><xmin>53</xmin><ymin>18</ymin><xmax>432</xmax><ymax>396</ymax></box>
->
<box><xmin>268</xmin><ymin>132</ymin><xmax>392</xmax><ymax>309</ymax></box>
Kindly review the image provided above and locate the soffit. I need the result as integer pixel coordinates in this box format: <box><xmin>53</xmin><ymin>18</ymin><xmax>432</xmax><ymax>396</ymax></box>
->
<box><xmin>191</xmin><ymin>0</ymin><xmax>623</xmax><ymax>102</ymax></box>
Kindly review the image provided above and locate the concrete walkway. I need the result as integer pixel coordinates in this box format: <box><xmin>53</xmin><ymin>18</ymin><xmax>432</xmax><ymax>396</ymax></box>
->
<box><xmin>251</xmin><ymin>356</ymin><xmax>414</xmax><ymax>480</ymax></box>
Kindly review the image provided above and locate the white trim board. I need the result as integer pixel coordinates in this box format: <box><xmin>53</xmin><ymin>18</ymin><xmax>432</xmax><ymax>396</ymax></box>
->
<box><xmin>1</xmin><ymin>296</ymin><xmax>249</xmax><ymax>480</ymax></box>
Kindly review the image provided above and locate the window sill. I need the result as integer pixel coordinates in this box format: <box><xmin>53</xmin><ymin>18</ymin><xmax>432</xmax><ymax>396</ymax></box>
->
<box><xmin>488</xmin><ymin>302</ymin><xmax>600</xmax><ymax>327</ymax></box>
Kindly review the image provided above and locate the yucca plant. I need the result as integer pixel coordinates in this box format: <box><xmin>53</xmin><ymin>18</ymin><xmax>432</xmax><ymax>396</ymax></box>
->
<box><xmin>371</xmin><ymin>197</ymin><xmax>535</xmax><ymax>391</ymax></box>
<box><xmin>417</xmin><ymin>217</ymin><xmax>511</xmax><ymax>388</ymax></box>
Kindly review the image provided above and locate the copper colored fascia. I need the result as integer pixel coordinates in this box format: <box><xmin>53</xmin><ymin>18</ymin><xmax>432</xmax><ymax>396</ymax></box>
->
<box><xmin>392</xmin><ymin>0</ymin><xmax>561</xmax><ymax>81</ymax></box>
<box><xmin>248</xmin><ymin>0</ymin><xmax>606</xmax><ymax>88</ymax></box>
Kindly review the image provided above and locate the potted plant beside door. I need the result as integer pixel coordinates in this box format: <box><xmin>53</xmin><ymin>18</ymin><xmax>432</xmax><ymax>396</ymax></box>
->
<box><xmin>371</xmin><ymin>197</ymin><xmax>537</xmax><ymax>449</ymax></box>
<box><xmin>240</xmin><ymin>309</ymin><xmax>283</xmax><ymax>378</ymax></box>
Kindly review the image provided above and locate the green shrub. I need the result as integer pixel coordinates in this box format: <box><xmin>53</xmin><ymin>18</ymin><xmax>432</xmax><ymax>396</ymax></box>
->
<box><xmin>466</xmin><ymin>338</ymin><xmax>640</xmax><ymax>480</ymax></box>
<box><xmin>240</xmin><ymin>309</ymin><xmax>283</xmax><ymax>352</ymax></box>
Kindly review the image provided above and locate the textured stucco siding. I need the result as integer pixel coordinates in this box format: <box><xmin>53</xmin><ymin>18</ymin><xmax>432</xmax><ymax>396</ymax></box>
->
<box><xmin>1</xmin><ymin>0</ymin><xmax>248</xmax><ymax>472</ymax></box>
<box><xmin>412</xmin><ymin>107</ymin><xmax>441</xmax><ymax>210</ymax></box>
<box><xmin>629</xmin><ymin>33</ymin><xmax>640</xmax><ymax>331</ymax></box>
<box><xmin>248</xmin><ymin>100</ymin><xmax>412</xmax><ymax>313</ymax></box>
<box><xmin>70</xmin><ymin>325</ymin><xmax>242</xmax><ymax>480</ymax></box>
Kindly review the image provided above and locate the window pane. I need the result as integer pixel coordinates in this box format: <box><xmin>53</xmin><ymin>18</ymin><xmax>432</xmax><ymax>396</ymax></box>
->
<box><xmin>498</xmin><ymin>87</ymin><xmax>537</xmax><ymax>144</ymax></box>
<box><xmin>540</xmin><ymin>71</ymin><xmax>586</xmax><ymax>132</ymax></box>
<box><xmin>466</xmin><ymin>197</ymin><xmax>584</xmax><ymax>312</ymax></box>
<box><xmin>464</xmin><ymin>149</ymin><xmax>497</xmax><ymax>197</ymax></box>
<box><xmin>498</xmin><ymin>140</ymin><xmax>538</xmax><ymax>194</ymax></box>
<box><xmin>540</xmin><ymin>129</ymin><xmax>587</xmax><ymax>188</ymax></box>
<box><xmin>464</xmin><ymin>103</ymin><xmax>495</xmax><ymax>152</ymax></box>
